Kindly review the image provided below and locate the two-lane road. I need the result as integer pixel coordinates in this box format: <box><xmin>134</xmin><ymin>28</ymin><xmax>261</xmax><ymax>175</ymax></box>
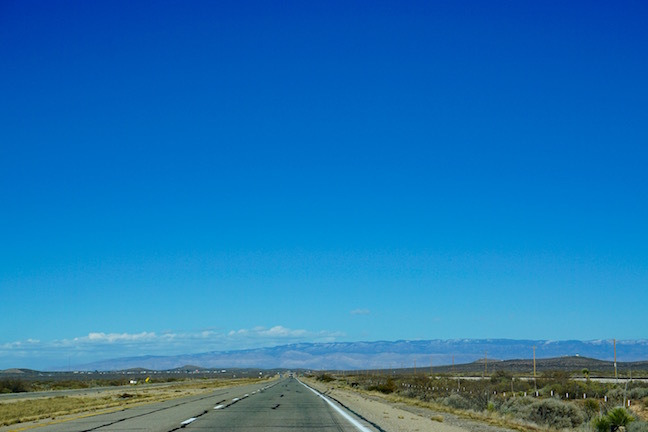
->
<box><xmin>12</xmin><ymin>378</ymin><xmax>378</xmax><ymax>432</ymax></box>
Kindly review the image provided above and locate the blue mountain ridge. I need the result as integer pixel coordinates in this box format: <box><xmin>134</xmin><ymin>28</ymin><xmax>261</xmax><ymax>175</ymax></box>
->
<box><xmin>66</xmin><ymin>339</ymin><xmax>648</xmax><ymax>371</ymax></box>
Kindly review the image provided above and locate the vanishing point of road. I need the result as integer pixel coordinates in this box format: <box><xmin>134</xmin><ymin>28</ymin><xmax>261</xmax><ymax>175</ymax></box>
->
<box><xmin>8</xmin><ymin>377</ymin><xmax>379</xmax><ymax>432</ymax></box>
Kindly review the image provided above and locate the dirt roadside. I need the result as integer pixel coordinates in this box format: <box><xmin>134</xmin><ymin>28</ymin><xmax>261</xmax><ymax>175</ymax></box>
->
<box><xmin>302</xmin><ymin>378</ymin><xmax>521</xmax><ymax>432</ymax></box>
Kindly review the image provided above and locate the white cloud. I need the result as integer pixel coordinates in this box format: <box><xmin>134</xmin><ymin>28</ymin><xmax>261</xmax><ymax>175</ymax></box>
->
<box><xmin>259</xmin><ymin>326</ymin><xmax>307</xmax><ymax>337</ymax></box>
<box><xmin>1</xmin><ymin>339</ymin><xmax>41</xmax><ymax>349</ymax></box>
<box><xmin>83</xmin><ymin>332</ymin><xmax>157</xmax><ymax>343</ymax></box>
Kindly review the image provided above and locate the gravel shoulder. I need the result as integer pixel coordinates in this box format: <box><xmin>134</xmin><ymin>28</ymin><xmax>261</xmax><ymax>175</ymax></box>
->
<box><xmin>302</xmin><ymin>378</ymin><xmax>522</xmax><ymax>432</ymax></box>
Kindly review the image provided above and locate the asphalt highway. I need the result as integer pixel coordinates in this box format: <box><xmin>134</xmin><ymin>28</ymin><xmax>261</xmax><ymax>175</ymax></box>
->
<box><xmin>18</xmin><ymin>378</ymin><xmax>378</xmax><ymax>432</ymax></box>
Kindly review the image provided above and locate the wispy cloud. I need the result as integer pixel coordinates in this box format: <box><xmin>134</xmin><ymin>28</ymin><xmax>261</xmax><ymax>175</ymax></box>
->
<box><xmin>84</xmin><ymin>332</ymin><xmax>158</xmax><ymax>343</ymax></box>
<box><xmin>350</xmin><ymin>308</ymin><xmax>370</xmax><ymax>315</ymax></box>
<box><xmin>0</xmin><ymin>325</ymin><xmax>344</xmax><ymax>370</ymax></box>
<box><xmin>228</xmin><ymin>325</ymin><xmax>307</xmax><ymax>338</ymax></box>
<box><xmin>227</xmin><ymin>326</ymin><xmax>342</xmax><ymax>347</ymax></box>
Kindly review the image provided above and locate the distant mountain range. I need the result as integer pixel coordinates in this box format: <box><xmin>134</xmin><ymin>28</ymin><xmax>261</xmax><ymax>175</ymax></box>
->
<box><xmin>63</xmin><ymin>339</ymin><xmax>648</xmax><ymax>371</ymax></box>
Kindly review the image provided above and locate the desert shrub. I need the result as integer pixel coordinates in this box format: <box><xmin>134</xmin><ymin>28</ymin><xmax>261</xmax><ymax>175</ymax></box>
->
<box><xmin>368</xmin><ymin>378</ymin><xmax>396</xmax><ymax>394</ymax></box>
<box><xmin>490</xmin><ymin>370</ymin><xmax>512</xmax><ymax>382</ymax></box>
<box><xmin>403</xmin><ymin>388</ymin><xmax>418</xmax><ymax>399</ymax></box>
<box><xmin>499</xmin><ymin>396</ymin><xmax>534</xmax><ymax>416</ymax></box>
<box><xmin>490</xmin><ymin>370</ymin><xmax>512</xmax><ymax>388</ymax></box>
<box><xmin>606</xmin><ymin>388</ymin><xmax>626</xmax><ymax>405</ymax></box>
<box><xmin>443</xmin><ymin>394</ymin><xmax>471</xmax><ymax>410</ymax></box>
<box><xmin>0</xmin><ymin>379</ymin><xmax>30</xmax><ymax>393</ymax></box>
<box><xmin>589</xmin><ymin>380</ymin><xmax>609</xmax><ymax>391</ymax></box>
<box><xmin>317</xmin><ymin>374</ymin><xmax>335</xmax><ymax>383</ymax></box>
<box><xmin>581</xmin><ymin>398</ymin><xmax>602</xmax><ymax>420</ymax></box>
<box><xmin>441</xmin><ymin>392</ymin><xmax>502</xmax><ymax>413</ymax></box>
<box><xmin>628</xmin><ymin>387</ymin><xmax>648</xmax><ymax>399</ymax></box>
<box><xmin>538</xmin><ymin>370</ymin><xmax>571</xmax><ymax>388</ymax></box>
<box><xmin>542</xmin><ymin>379</ymin><xmax>588</xmax><ymax>399</ymax></box>
<box><xmin>395</xmin><ymin>379</ymin><xmax>428</xmax><ymax>400</ymax></box>
<box><xmin>506</xmin><ymin>377</ymin><xmax>533</xmax><ymax>395</ymax></box>
<box><xmin>627</xmin><ymin>420</ymin><xmax>648</xmax><ymax>432</ymax></box>
<box><xmin>472</xmin><ymin>391</ymin><xmax>493</xmax><ymax>412</ymax></box>
<box><xmin>525</xmin><ymin>398</ymin><xmax>586</xmax><ymax>429</ymax></box>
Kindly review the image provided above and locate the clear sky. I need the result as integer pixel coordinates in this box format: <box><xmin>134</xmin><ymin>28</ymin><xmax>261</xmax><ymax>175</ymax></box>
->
<box><xmin>1</xmin><ymin>0</ymin><xmax>647</xmax><ymax>370</ymax></box>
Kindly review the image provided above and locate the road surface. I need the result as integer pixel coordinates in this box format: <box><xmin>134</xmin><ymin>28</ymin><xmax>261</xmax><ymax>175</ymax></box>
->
<box><xmin>9</xmin><ymin>378</ymin><xmax>378</xmax><ymax>432</ymax></box>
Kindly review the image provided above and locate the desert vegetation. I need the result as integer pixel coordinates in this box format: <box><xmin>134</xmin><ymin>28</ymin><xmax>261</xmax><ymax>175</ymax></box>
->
<box><xmin>314</xmin><ymin>370</ymin><xmax>648</xmax><ymax>431</ymax></box>
<box><xmin>0</xmin><ymin>379</ymin><xmax>31</xmax><ymax>394</ymax></box>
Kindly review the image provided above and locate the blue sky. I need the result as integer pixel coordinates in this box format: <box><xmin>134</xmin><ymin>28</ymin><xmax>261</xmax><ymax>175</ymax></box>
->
<box><xmin>1</xmin><ymin>0</ymin><xmax>647</xmax><ymax>370</ymax></box>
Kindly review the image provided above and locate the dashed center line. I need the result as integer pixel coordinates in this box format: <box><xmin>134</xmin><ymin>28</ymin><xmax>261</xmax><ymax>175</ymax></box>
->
<box><xmin>180</xmin><ymin>417</ymin><xmax>197</xmax><ymax>425</ymax></box>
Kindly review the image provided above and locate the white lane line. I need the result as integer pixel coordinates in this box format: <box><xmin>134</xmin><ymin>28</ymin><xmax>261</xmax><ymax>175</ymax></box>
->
<box><xmin>181</xmin><ymin>417</ymin><xmax>197</xmax><ymax>425</ymax></box>
<box><xmin>214</xmin><ymin>404</ymin><xmax>225</xmax><ymax>409</ymax></box>
<box><xmin>232</xmin><ymin>397</ymin><xmax>240</xmax><ymax>402</ymax></box>
<box><xmin>298</xmin><ymin>380</ymin><xmax>373</xmax><ymax>432</ymax></box>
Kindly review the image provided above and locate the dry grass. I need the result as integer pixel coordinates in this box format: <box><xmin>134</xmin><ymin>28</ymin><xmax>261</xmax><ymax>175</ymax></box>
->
<box><xmin>632</xmin><ymin>401</ymin><xmax>648</xmax><ymax>422</ymax></box>
<box><xmin>0</xmin><ymin>378</ymin><xmax>264</xmax><ymax>427</ymax></box>
<box><xmin>1</xmin><ymin>395</ymin><xmax>138</xmax><ymax>426</ymax></box>
<box><xmin>338</xmin><ymin>384</ymin><xmax>542</xmax><ymax>432</ymax></box>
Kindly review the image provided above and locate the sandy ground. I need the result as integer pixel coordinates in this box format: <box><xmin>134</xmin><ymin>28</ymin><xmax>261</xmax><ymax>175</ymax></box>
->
<box><xmin>303</xmin><ymin>378</ymin><xmax>520</xmax><ymax>432</ymax></box>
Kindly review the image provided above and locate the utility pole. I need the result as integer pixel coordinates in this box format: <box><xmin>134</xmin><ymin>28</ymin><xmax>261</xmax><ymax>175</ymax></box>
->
<box><xmin>614</xmin><ymin>339</ymin><xmax>618</xmax><ymax>384</ymax></box>
<box><xmin>484</xmin><ymin>351</ymin><xmax>487</xmax><ymax>377</ymax></box>
<box><xmin>533</xmin><ymin>346</ymin><xmax>537</xmax><ymax>392</ymax></box>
